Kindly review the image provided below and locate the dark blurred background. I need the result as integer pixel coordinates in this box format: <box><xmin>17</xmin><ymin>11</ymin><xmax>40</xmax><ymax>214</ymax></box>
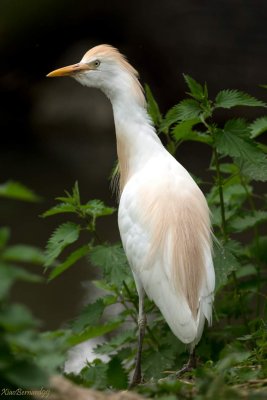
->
<box><xmin>1</xmin><ymin>0</ymin><xmax>267</xmax><ymax>330</ymax></box>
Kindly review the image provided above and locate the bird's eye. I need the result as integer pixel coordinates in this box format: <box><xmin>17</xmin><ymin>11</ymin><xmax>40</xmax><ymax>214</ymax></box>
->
<box><xmin>93</xmin><ymin>60</ymin><xmax>100</xmax><ymax>68</ymax></box>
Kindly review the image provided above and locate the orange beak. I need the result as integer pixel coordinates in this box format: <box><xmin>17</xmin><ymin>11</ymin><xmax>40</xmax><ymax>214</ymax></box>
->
<box><xmin>46</xmin><ymin>63</ymin><xmax>90</xmax><ymax>77</ymax></box>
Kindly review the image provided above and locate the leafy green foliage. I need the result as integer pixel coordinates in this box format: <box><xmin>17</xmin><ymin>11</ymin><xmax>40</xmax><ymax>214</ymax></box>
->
<box><xmin>0</xmin><ymin>191</ymin><xmax>66</xmax><ymax>390</ymax></box>
<box><xmin>2</xmin><ymin>75</ymin><xmax>267</xmax><ymax>397</ymax></box>
<box><xmin>89</xmin><ymin>244</ymin><xmax>130</xmax><ymax>286</ymax></box>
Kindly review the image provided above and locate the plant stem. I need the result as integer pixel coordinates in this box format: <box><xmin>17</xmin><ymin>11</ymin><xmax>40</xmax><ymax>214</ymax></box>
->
<box><xmin>213</xmin><ymin>147</ymin><xmax>227</xmax><ymax>241</ymax></box>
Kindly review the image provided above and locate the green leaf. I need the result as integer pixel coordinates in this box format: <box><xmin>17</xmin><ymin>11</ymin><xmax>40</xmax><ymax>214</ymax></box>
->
<box><xmin>3</xmin><ymin>360</ymin><xmax>48</xmax><ymax>388</ymax></box>
<box><xmin>0</xmin><ymin>181</ymin><xmax>41</xmax><ymax>202</ymax></box>
<box><xmin>249</xmin><ymin>116</ymin><xmax>267</xmax><ymax>138</ymax></box>
<box><xmin>44</xmin><ymin>222</ymin><xmax>80</xmax><ymax>267</ymax></box>
<box><xmin>106</xmin><ymin>357</ymin><xmax>128</xmax><ymax>389</ymax></box>
<box><xmin>161</xmin><ymin>99</ymin><xmax>202</xmax><ymax>130</ymax></box>
<box><xmin>42</xmin><ymin>203</ymin><xmax>76</xmax><ymax>218</ymax></box>
<box><xmin>72</xmin><ymin>298</ymin><xmax>106</xmax><ymax>333</ymax></box>
<box><xmin>48</xmin><ymin>244</ymin><xmax>90</xmax><ymax>280</ymax></box>
<box><xmin>229</xmin><ymin>211</ymin><xmax>267</xmax><ymax>232</ymax></box>
<box><xmin>145</xmin><ymin>84</ymin><xmax>162</xmax><ymax>127</ymax></box>
<box><xmin>172</xmin><ymin>119</ymin><xmax>211</xmax><ymax>144</ymax></box>
<box><xmin>214</xmin><ymin>242</ymin><xmax>240</xmax><ymax>290</ymax></box>
<box><xmin>215</xmin><ymin>89</ymin><xmax>266</xmax><ymax>109</ymax></box>
<box><xmin>2</xmin><ymin>245</ymin><xmax>46</xmax><ymax>264</ymax></box>
<box><xmin>0</xmin><ymin>263</ymin><xmax>43</xmax><ymax>300</ymax></box>
<box><xmin>89</xmin><ymin>244</ymin><xmax>130</xmax><ymax>286</ymax></box>
<box><xmin>94</xmin><ymin>329</ymin><xmax>135</xmax><ymax>355</ymax></box>
<box><xmin>235</xmin><ymin>264</ymin><xmax>257</xmax><ymax>279</ymax></box>
<box><xmin>81</xmin><ymin>361</ymin><xmax>108</xmax><ymax>390</ymax></box>
<box><xmin>183</xmin><ymin>74</ymin><xmax>206</xmax><ymax>100</ymax></box>
<box><xmin>214</xmin><ymin>120</ymin><xmax>267</xmax><ymax>181</ymax></box>
<box><xmin>81</xmin><ymin>200</ymin><xmax>116</xmax><ymax>218</ymax></box>
<box><xmin>142</xmin><ymin>344</ymin><xmax>177</xmax><ymax>379</ymax></box>
<box><xmin>0</xmin><ymin>227</ymin><xmax>10</xmax><ymax>250</ymax></box>
<box><xmin>68</xmin><ymin>320</ymin><xmax>122</xmax><ymax>346</ymax></box>
<box><xmin>0</xmin><ymin>303</ymin><xmax>38</xmax><ymax>331</ymax></box>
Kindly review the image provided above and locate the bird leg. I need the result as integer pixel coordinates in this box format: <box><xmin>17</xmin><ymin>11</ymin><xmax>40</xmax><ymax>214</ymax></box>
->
<box><xmin>176</xmin><ymin>348</ymin><xmax>197</xmax><ymax>378</ymax></box>
<box><xmin>129</xmin><ymin>293</ymin><xmax>146</xmax><ymax>388</ymax></box>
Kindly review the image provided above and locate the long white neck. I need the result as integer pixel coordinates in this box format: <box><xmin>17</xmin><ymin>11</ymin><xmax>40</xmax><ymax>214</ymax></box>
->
<box><xmin>110</xmin><ymin>88</ymin><xmax>162</xmax><ymax>193</ymax></box>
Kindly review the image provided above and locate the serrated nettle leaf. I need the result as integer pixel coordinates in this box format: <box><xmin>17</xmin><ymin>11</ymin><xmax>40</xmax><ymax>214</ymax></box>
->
<box><xmin>81</xmin><ymin>200</ymin><xmax>116</xmax><ymax>218</ymax></box>
<box><xmin>142</xmin><ymin>344</ymin><xmax>177</xmax><ymax>379</ymax></box>
<box><xmin>215</xmin><ymin>89</ymin><xmax>266</xmax><ymax>109</ymax></box>
<box><xmin>183</xmin><ymin>74</ymin><xmax>206</xmax><ymax>100</ymax></box>
<box><xmin>44</xmin><ymin>222</ymin><xmax>80</xmax><ymax>267</ymax></box>
<box><xmin>229</xmin><ymin>211</ymin><xmax>267</xmax><ymax>232</ymax></box>
<box><xmin>2</xmin><ymin>245</ymin><xmax>46</xmax><ymax>264</ymax></box>
<box><xmin>214</xmin><ymin>123</ymin><xmax>267</xmax><ymax>181</ymax></box>
<box><xmin>106</xmin><ymin>356</ymin><xmax>128</xmax><ymax>389</ymax></box>
<box><xmin>160</xmin><ymin>99</ymin><xmax>202</xmax><ymax>130</ymax></box>
<box><xmin>0</xmin><ymin>181</ymin><xmax>41</xmax><ymax>202</ymax></box>
<box><xmin>145</xmin><ymin>84</ymin><xmax>162</xmax><ymax>127</ymax></box>
<box><xmin>89</xmin><ymin>244</ymin><xmax>130</xmax><ymax>286</ymax></box>
<box><xmin>72</xmin><ymin>298</ymin><xmax>106</xmax><ymax>333</ymax></box>
<box><xmin>214</xmin><ymin>242</ymin><xmax>240</xmax><ymax>290</ymax></box>
<box><xmin>235</xmin><ymin>155</ymin><xmax>267</xmax><ymax>182</ymax></box>
<box><xmin>48</xmin><ymin>244</ymin><xmax>90</xmax><ymax>280</ymax></box>
<box><xmin>224</xmin><ymin>118</ymin><xmax>250</xmax><ymax>137</ymax></box>
<box><xmin>81</xmin><ymin>361</ymin><xmax>108</xmax><ymax>390</ymax></box>
<box><xmin>249</xmin><ymin>116</ymin><xmax>267</xmax><ymax>138</ymax></box>
<box><xmin>42</xmin><ymin>203</ymin><xmax>76</xmax><ymax>218</ymax></box>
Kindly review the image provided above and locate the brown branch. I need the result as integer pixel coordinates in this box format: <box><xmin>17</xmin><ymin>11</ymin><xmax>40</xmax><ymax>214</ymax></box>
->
<box><xmin>33</xmin><ymin>375</ymin><xmax>146</xmax><ymax>400</ymax></box>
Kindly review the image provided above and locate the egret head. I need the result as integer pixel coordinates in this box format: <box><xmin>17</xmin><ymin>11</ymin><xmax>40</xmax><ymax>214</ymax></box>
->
<box><xmin>47</xmin><ymin>44</ymin><xmax>145</xmax><ymax>106</ymax></box>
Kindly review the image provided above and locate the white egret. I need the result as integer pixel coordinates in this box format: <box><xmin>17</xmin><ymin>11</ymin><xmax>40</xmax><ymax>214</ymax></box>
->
<box><xmin>47</xmin><ymin>44</ymin><xmax>215</xmax><ymax>385</ymax></box>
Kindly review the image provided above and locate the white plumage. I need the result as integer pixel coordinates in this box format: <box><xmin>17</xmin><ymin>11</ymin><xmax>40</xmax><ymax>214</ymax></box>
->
<box><xmin>47</xmin><ymin>44</ymin><xmax>215</xmax><ymax>384</ymax></box>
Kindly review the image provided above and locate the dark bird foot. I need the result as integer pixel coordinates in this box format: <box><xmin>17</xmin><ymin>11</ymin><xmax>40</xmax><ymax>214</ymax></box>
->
<box><xmin>176</xmin><ymin>350</ymin><xmax>197</xmax><ymax>378</ymax></box>
<box><xmin>128</xmin><ymin>371</ymin><xmax>144</xmax><ymax>388</ymax></box>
